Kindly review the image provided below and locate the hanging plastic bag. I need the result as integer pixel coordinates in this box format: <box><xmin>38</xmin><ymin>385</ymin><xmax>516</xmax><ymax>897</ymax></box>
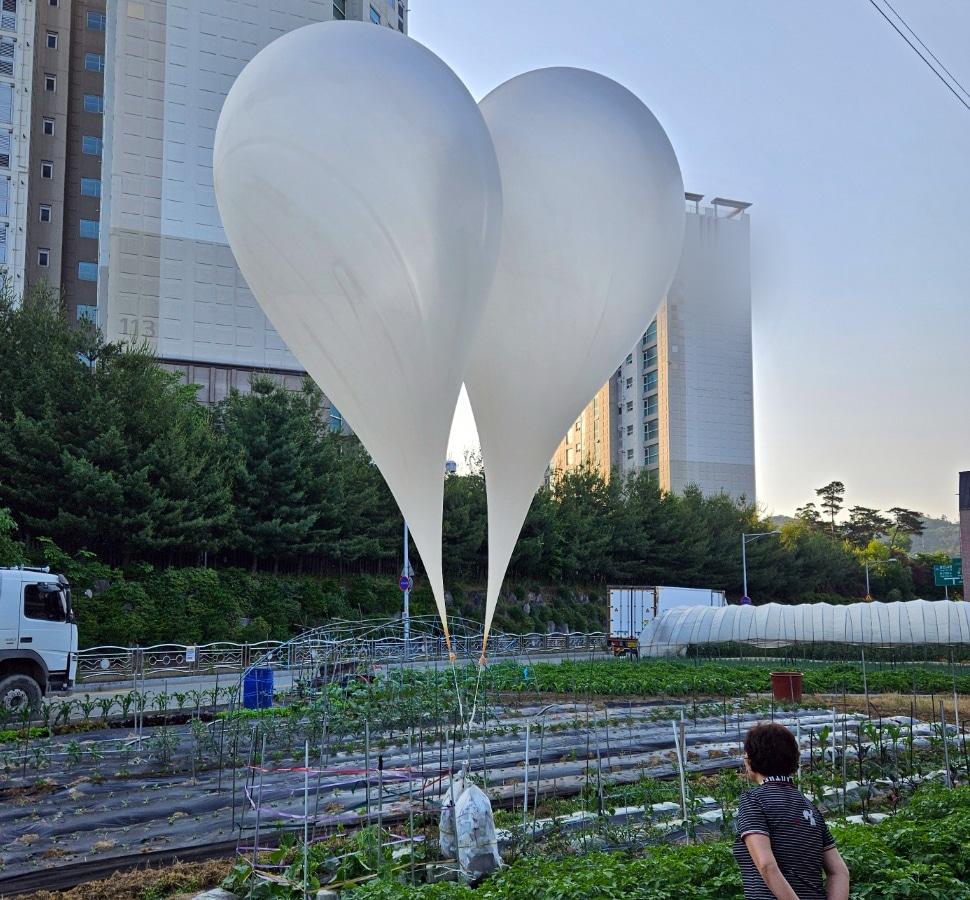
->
<box><xmin>438</xmin><ymin>769</ymin><xmax>471</xmax><ymax>860</ymax></box>
<box><xmin>454</xmin><ymin>782</ymin><xmax>503</xmax><ymax>880</ymax></box>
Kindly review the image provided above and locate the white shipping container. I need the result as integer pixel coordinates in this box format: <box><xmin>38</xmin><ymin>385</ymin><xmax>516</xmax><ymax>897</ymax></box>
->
<box><xmin>608</xmin><ymin>587</ymin><xmax>656</xmax><ymax>639</ymax></box>
<box><xmin>609</xmin><ymin>585</ymin><xmax>726</xmax><ymax>644</ymax></box>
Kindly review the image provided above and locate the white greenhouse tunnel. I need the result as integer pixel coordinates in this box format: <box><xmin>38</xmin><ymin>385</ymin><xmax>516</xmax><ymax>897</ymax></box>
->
<box><xmin>640</xmin><ymin>599</ymin><xmax>970</xmax><ymax>656</ymax></box>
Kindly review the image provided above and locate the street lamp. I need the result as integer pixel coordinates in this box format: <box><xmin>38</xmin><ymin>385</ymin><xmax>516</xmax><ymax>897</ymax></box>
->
<box><xmin>741</xmin><ymin>531</ymin><xmax>781</xmax><ymax>603</ymax></box>
<box><xmin>864</xmin><ymin>557</ymin><xmax>899</xmax><ymax>601</ymax></box>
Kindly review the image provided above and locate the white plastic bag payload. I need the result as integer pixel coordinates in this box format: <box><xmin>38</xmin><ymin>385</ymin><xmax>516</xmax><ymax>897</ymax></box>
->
<box><xmin>438</xmin><ymin>769</ymin><xmax>471</xmax><ymax>861</ymax></box>
<box><xmin>454</xmin><ymin>782</ymin><xmax>503</xmax><ymax>879</ymax></box>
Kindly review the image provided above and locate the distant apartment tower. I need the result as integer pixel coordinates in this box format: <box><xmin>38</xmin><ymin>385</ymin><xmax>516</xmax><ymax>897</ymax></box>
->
<box><xmin>550</xmin><ymin>382</ymin><xmax>615</xmax><ymax>483</ymax></box>
<box><xmin>552</xmin><ymin>195</ymin><xmax>756</xmax><ymax>502</ymax></box>
<box><xmin>1</xmin><ymin>0</ymin><xmax>44</xmax><ymax>296</ymax></box>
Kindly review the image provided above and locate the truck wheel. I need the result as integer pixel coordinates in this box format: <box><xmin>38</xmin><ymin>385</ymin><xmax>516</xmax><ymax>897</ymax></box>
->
<box><xmin>0</xmin><ymin>675</ymin><xmax>43</xmax><ymax>717</ymax></box>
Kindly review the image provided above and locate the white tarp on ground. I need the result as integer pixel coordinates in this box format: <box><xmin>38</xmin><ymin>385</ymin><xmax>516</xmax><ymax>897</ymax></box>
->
<box><xmin>640</xmin><ymin>599</ymin><xmax>970</xmax><ymax>655</ymax></box>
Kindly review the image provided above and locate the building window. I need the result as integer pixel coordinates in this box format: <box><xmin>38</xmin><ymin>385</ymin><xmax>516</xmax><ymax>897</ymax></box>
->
<box><xmin>82</xmin><ymin>135</ymin><xmax>103</xmax><ymax>156</ymax></box>
<box><xmin>644</xmin><ymin>371</ymin><xmax>658</xmax><ymax>391</ymax></box>
<box><xmin>84</xmin><ymin>93</ymin><xmax>104</xmax><ymax>114</ymax></box>
<box><xmin>369</xmin><ymin>4</ymin><xmax>380</xmax><ymax>23</ymax></box>
<box><xmin>644</xmin><ymin>419</ymin><xmax>658</xmax><ymax>442</ymax></box>
<box><xmin>49</xmin><ymin>0</ymin><xmax>58</xmax><ymax>5</ymax></box>
<box><xmin>643</xmin><ymin>320</ymin><xmax>657</xmax><ymax>344</ymax></box>
<box><xmin>84</xmin><ymin>53</ymin><xmax>105</xmax><ymax>73</ymax></box>
<box><xmin>566</xmin><ymin>448</ymin><xmax>574</xmax><ymax>466</ymax></box>
<box><xmin>41</xmin><ymin>160</ymin><xmax>53</xmax><ymax>179</ymax></box>
<box><xmin>86</xmin><ymin>10</ymin><xmax>106</xmax><ymax>30</ymax></box>
<box><xmin>0</xmin><ymin>83</ymin><xmax>11</xmax><ymax>124</ymax></box>
<box><xmin>645</xmin><ymin>444</ymin><xmax>659</xmax><ymax>466</ymax></box>
<box><xmin>0</xmin><ymin>0</ymin><xmax>15</xmax><ymax>33</ymax></box>
<box><xmin>625</xmin><ymin>377</ymin><xmax>633</xmax><ymax>389</ymax></box>
<box><xmin>80</xmin><ymin>177</ymin><xmax>101</xmax><ymax>197</ymax></box>
<box><xmin>77</xmin><ymin>304</ymin><xmax>97</xmax><ymax>323</ymax></box>
<box><xmin>39</xmin><ymin>204</ymin><xmax>52</xmax><ymax>223</ymax></box>
<box><xmin>626</xmin><ymin>424</ymin><xmax>633</xmax><ymax>436</ymax></box>
<box><xmin>45</xmin><ymin>74</ymin><xmax>56</xmax><ymax>92</ymax></box>
<box><xmin>643</xmin><ymin>346</ymin><xmax>657</xmax><ymax>368</ymax></box>
<box><xmin>46</xmin><ymin>31</ymin><xmax>58</xmax><ymax>49</ymax></box>
<box><xmin>0</xmin><ymin>178</ymin><xmax>8</xmax><ymax>216</ymax></box>
<box><xmin>80</xmin><ymin>218</ymin><xmax>98</xmax><ymax>239</ymax></box>
<box><xmin>43</xmin><ymin>117</ymin><xmax>55</xmax><ymax>135</ymax></box>
<box><xmin>38</xmin><ymin>248</ymin><xmax>50</xmax><ymax>267</ymax></box>
<box><xmin>0</xmin><ymin>38</ymin><xmax>13</xmax><ymax>77</ymax></box>
<box><xmin>644</xmin><ymin>395</ymin><xmax>658</xmax><ymax>417</ymax></box>
<box><xmin>626</xmin><ymin>400</ymin><xmax>633</xmax><ymax>412</ymax></box>
<box><xmin>627</xmin><ymin>448</ymin><xmax>634</xmax><ymax>460</ymax></box>
<box><xmin>0</xmin><ymin>130</ymin><xmax>8</xmax><ymax>168</ymax></box>
<box><xmin>625</xmin><ymin>353</ymin><xmax>633</xmax><ymax>365</ymax></box>
<box><xmin>77</xmin><ymin>261</ymin><xmax>98</xmax><ymax>282</ymax></box>
<box><xmin>332</xmin><ymin>0</ymin><xmax>345</xmax><ymax>19</ymax></box>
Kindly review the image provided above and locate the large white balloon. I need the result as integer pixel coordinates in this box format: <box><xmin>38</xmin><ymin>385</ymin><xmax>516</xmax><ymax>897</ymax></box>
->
<box><xmin>466</xmin><ymin>68</ymin><xmax>685</xmax><ymax>655</ymax></box>
<box><xmin>214</xmin><ymin>22</ymin><xmax>502</xmax><ymax>650</ymax></box>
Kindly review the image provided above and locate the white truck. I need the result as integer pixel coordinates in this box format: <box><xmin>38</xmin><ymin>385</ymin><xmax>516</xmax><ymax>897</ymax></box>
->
<box><xmin>0</xmin><ymin>567</ymin><xmax>78</xmax><ymax>714</ymax></box>
<box><xmin>608</xmin><ymin>585</ymin><xmax>726</xmax><ymax>658</ymax></box>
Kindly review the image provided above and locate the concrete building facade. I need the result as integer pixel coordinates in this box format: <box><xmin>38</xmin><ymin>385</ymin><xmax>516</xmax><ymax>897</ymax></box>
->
<box><xmin>552</xmin><ymin>195</ymin><xmax>756</xmax><ymax>503</ymax></box>
<box><xmin>95</xmin><ymin>0</ymin><xmax>404</xmax><ymax>411</ymax></box>
<box><xmin>1</xmin><ymin>0</ymin><xmax>38</xmax><ymax>297</ymax></box>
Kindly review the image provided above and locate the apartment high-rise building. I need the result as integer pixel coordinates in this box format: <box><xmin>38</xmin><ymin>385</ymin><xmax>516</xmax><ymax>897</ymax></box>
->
<box><xmin>552</xmin><ymin>194</ymin><xmax>756</xmax><ymax>503</ymax></box>
<box><xmin>1</xmin><ymin>0</ymin><xmax>41</xmax><ymax>295</ymax></box>
<box><xmin>93</xmin><ymin>0</ymin><xmax>405</xmax><ymax>408</ymax></box>
<box><xmin>14</xmin><ymin>0</ymin><xmax>402</xmax><ymax>423</ymax></box>
<box><xmin>18</xmin><ymin>0</ymin><xmax>106</xmax><ymax>319</ymax></box>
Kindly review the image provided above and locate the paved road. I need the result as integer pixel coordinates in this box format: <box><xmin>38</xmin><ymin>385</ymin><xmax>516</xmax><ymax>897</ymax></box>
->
<box><xmin>69</xmin><ymin>649</ymin><xmax>609</xmax><ymax>701</ymax></box>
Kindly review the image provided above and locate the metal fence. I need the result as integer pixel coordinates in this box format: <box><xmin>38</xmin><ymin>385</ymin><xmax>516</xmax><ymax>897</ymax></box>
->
<box><xmin>77</xmin><ymin>630</ymin><xmax>608</xmax><ymax>683</ymax></box>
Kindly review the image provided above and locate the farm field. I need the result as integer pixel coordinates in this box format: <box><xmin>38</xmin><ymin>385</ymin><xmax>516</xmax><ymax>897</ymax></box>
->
<box><xmin>0</xmin><ymin>658</ymin><xmax>967</xmax><ymax>898</ymax></box>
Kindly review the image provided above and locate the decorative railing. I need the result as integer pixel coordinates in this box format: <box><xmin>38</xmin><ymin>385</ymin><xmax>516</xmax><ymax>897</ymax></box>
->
<box><xmin>77</xmin><ymin>630</ymin><xmax>608</xmax><ymax>683</ymax></box>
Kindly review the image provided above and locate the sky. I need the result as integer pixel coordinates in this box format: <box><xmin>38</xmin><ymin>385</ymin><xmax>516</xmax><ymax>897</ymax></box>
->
<box><xmin>410</xmin><ymin>0</ymin><xmax>970</xmax><ymax>521</ymax></box>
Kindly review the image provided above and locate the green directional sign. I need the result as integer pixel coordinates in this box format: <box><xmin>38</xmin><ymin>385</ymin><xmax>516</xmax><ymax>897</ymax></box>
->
<box><xmin>934</xmin><ymin>558</ymin><xmax>963</xmax><ymax>587</ymax></box>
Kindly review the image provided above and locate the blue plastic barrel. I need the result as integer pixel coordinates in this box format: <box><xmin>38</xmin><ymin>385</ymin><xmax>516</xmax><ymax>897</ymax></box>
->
<box><xmin>243</xmin><ymin>667</ymin><xmax>274</xmax><ymax>709</ymax></box>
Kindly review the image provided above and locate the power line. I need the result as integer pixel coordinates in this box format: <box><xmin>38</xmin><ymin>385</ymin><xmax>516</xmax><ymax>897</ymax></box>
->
<box><xmin>880</xmin><ymin>0</ymin><xmax>970</xmax><ymax>103</ymax></box>
<box><xmin>866</xmin><ymin>0</ymin><xmax>970</xmax><ymax>114</ymax></box>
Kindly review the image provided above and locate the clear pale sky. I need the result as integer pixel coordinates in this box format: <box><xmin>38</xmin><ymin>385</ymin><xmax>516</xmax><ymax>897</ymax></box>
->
<box><xmin>411</xmin><ymin>1</ymin><xmax>970</xmax><ymax>521</ymax></box>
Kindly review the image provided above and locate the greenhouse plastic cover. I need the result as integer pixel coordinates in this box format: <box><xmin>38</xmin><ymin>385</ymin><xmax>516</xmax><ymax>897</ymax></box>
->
<box><xmin>640</xmin><ymin>600</ymin><xmax>970</xmax><ymax>655</ymax></box>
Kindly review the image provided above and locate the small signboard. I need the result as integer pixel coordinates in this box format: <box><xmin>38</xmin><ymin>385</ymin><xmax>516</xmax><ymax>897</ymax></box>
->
<box><xmin>185</xmin><ymin>646</ymin><xmax>197</xmax><ymax>663</ymax></box>
<box><xmin>399</xmin><ymin>575</ymin><xmax>412</xmax><ymax>592</ymax></box>
<box><xmin>934</xmin><ymin>559</ymin><xmax>963</xmax><ymax>587</ymax></box>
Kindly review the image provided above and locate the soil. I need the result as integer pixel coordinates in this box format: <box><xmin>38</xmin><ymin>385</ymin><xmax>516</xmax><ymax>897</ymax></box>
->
<box><xmin>810</xmin><ymin>692</ymin><xmax>970</xmax><ymax>722</ymax></box>
<box><xmin>20</xmin><ymin>858</ymin><xmax>231</xmax><ymax>900</ymax></box>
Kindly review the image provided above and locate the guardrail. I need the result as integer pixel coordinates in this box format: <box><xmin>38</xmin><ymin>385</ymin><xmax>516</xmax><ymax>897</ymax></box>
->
<box><xmin>77</xmin><ymin>631</ymin><xmax>608</xmax><ymax>683</ymax></box>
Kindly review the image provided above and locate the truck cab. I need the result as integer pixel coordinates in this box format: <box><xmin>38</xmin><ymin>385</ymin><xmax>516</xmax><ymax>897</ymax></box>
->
<box><xmin>0</xmin><ymin>567</ymin><xmax>78</xmax><ymax>715</ymax></box>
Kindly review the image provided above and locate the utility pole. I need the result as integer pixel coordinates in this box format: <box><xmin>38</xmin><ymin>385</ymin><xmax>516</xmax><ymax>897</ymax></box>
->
<box><xmin>741</xmin><ymin>531</ymin><xmax>781</xmax><ymax>603</ymax></box>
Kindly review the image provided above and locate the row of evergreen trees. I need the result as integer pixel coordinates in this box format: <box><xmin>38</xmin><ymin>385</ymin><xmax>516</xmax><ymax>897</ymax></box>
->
<box><xmin>0</xmin><ymin>287</ymin><xmax>949</xmax><ymax>611</ymax></box>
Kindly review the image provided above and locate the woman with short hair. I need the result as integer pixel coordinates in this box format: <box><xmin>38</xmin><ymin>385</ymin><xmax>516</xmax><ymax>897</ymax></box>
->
<box><xmin>733</xmin><ymin>723</ymin><xmax>850</xmax><ymax>900</ymax></box>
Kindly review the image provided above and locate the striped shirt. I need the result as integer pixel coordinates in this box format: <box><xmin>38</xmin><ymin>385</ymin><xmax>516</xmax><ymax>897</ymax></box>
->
<box><xmin>733</xmin><ymin>778</ymin><xmax>835</xmax><ymax>900</ymax></box>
